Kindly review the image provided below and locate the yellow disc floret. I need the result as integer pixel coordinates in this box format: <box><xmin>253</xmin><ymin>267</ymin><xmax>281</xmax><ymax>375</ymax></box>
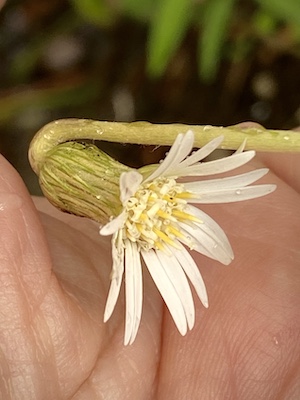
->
<box><xmin>122</xmin><ymin>177</ymin><xmax>201</xmax><ymax>251</ymax></box>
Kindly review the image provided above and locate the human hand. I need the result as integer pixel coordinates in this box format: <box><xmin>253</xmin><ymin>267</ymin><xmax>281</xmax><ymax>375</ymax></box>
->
<box><xmin>0</xmin><ymin>132</ymin><xmax>299</xmax><ymax>400</ymax></box>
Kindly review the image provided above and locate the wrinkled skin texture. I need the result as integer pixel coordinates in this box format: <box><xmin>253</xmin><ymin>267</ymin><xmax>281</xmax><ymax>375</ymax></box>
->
<box><xmin>0</xmin><ymin>128</ymin><xmax>300</xmax><ymax>400</ymax></box>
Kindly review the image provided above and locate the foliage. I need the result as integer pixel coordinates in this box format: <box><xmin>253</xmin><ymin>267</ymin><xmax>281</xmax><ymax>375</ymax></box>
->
<box><xmin>70</xmin><ymin>0</ymin><xmax>300</xmax><ymax>82</ymax></box>
<box><xmin>0</xmin><ymin>0</ymin><xmax>299</xmax><ymax>127</ymax></box>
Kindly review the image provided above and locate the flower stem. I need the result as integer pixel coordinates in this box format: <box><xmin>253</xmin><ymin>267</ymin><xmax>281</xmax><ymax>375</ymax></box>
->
<box><xmin>29</xmin><ymin>118</ymin><xmax>300</xmax><ymax>174</ymax></box>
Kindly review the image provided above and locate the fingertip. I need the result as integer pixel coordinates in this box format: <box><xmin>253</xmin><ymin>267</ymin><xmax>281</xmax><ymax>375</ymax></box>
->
<box><xmin>232</xmin><ymin>121</ymin><xmax>265</xmax><ymax>130</ymax></box>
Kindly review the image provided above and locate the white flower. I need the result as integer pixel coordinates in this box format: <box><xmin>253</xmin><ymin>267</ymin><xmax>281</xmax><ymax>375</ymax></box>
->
<box><xmin>100</xmin><ymin>130</ymin><xmax>276</xmax><ymax>345</ymax></box>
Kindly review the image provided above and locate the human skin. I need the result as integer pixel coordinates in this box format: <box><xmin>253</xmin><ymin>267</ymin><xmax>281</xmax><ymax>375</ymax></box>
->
<box><xmin>0</xmin><ymin>134</ymin><xmax>299</xmax><ymax>399</ymax></box>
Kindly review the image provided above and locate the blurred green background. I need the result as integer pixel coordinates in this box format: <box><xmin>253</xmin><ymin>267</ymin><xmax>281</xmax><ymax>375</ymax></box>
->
<box><xmin>0</xmin><ymin>0</ymin><xmax>299</xmax><ymax>193</ymax></box>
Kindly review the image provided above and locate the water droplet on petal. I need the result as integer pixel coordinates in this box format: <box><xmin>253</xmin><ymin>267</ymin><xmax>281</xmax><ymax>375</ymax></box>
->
<box><xmin>235</xmin><ymin>189</ymin><xmax>241</xmax><ymax>195</ymax></box>
<box><xmin>283</xmin><ymin>135</ymin><xmax>290</xmax><ymax>141</ymax></box>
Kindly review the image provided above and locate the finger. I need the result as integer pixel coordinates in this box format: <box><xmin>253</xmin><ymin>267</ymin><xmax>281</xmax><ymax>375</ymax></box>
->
<box><xmin>0</xmin><ymin>155</ymin><xmax>60</xmax><ymax>398</ymax></box>
<box><xmin>33</xmin><ymin>196</ymin><xmax>102</xmax><ymax>242</ymax></box>
<box><xmin>34</xmin><ymin>196</ymin><xmax>164</xmax><ymax>399</ymax></box>
<box><xmin>156</xmin><ymin>160</ymin><xmax>300</xmax><ymax>399</ymax></box>
<box><xmin>0</xmin><ymin>155</ymin><xmax>52</xmax><ymax>304</ymax></box>
<box><xmin>233</xmin><ymin>122</ymin><xmax>300</xmax><ymax>192</ymax></box>
<box><xmin>0</xmin><ymin>156</ymin><xmax>112</xmax><ymax>399</ymax></box>
<box><xmin>257</xmin><ymin>151</ymin><xmax>300</xmax><ymax>193</ymax></box>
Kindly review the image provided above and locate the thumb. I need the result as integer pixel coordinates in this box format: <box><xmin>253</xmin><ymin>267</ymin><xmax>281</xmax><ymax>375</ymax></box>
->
<box><xmin>0</xmin><ymin>154</ymin><xmax>52</xmax><ymax>311</ymax></box>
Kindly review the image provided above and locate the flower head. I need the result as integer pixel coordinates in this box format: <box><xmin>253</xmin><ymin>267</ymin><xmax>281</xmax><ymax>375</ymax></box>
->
<box><xmin>100</xmin><ymin>130</ymin><xmax>276</xmax><ymax>345</ymax></box>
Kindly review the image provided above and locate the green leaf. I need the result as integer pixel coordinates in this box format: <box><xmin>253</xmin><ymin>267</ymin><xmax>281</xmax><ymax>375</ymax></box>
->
<box><xmin>147</xmin><ymin>0</ymin><xmax>192</xmax><ymax>77</ymax></box>
<box><xmin>198</xmin><ymin>0</ymin><xmax>236</xmax><ymax>82</ymax></box>
<box><xmin>255</xmin><ymin>0</ymin><xmax>300</xmax><ymax>27</ymax></box>
<box><xmin>121</xmin><ymin>0</ymin><xmax>155</xmax><ymax>21</ymax></box>
<box><xmin>70</xmin><ymin>0</ymin><xmax>114</xmax><ymax>26</ymax></box>
<box><xmin>252</xmin><ymin>9</ymin><xmax>277</xmax><ymax>37</ymax></box>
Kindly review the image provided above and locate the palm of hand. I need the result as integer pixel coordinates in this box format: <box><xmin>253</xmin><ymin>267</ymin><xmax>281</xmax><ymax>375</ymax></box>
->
<box><xmin>0</xmin><ymin>151</ymin><xmax>299</xmax><ymax>400</ymax></box>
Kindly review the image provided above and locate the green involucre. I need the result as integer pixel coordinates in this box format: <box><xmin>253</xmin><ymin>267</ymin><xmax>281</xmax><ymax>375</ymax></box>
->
<box><xmin>39</xmin><ymin>142</ymin><xmax>131</xmax><ymax>224</ymax></box>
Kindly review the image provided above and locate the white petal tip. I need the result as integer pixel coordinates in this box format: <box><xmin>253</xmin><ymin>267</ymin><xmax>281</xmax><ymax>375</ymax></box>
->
<box><xmin>226</xmin><ymin>254</ymin><xmax>235</xmax><ymax>265</ymax></box>
<box><xmin>124</xmin><ymin>330</ymin><xmax>138</xmax><ymax>346</ymax></box>
<box><xmin>188</xmin><ymin>318</ymin><xmax>195</xmax><ymax>331</ymax></box>
<box><xmin>99</xmin><ymin>226</ymin><xmax>108</xmax><ymax>236</ymax></box>
<box><xmin>99</xmin><ymin>211</ymin><xmax>126</xmax><ymax>236</ymax></box>
<box><xmin>179</xmin><ymin>328</ymin><xmax>188</xmax><ymax>337</ymax></box>
<box><xmin>99</xmin><ymin>223</ymin><xmax>116</xmax><ymax>236</ymax></box>
<box><xmin>203</xmin><ymin>300</ymin><xmax>209</xmax><ymax>308</ymax></box>
<box><xmin>103</xmin><ymin>308</ymin><xmax>112</xmax><ymax>323</ymax></box>
<box><xmin>185</xmin><ymin>130</ymin><xmax>194</xmax><ymax>140</ymax></box>
<box><xmin>268</xmin><ymin>184</ymin><xmax>277</xmax><ymax>193</ymax></box>
<box><xmin>120</xmin><ymin>170</ymin><xmax>143</xmax><ymax>204</ymax></box>
<box><xmin>124</xmin><ymin>329</ymin><xmax>132</xmax><ymax>346</ymax></box>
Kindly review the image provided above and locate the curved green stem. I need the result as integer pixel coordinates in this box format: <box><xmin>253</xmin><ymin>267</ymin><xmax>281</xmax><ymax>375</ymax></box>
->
<box><xmin>29</xmin><ymin>118</ymin><xmax>300</xmax><ymax>174</ymax></box>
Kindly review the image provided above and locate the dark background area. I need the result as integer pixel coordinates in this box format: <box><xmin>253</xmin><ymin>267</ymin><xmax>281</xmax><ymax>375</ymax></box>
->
<box><xmin>0</xmin><ymin>0</ymin><xmax>299</xmax><ymax>193</ymax></box>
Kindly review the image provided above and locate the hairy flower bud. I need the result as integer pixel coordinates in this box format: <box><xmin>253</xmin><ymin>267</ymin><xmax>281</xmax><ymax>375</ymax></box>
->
<box><xmin>38</xmin><ymin>141</ymin><xmax>131</xmax><ymax>224</ymax></box>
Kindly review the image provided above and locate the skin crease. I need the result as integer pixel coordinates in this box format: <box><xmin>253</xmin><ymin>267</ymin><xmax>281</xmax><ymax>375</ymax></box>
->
<box><xmin>0</xmin><ymin>125</ymin><xmax>299</xmax><ymax>399</ymax></box>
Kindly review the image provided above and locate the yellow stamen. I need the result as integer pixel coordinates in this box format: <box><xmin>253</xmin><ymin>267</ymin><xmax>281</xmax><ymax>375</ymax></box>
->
<box><xmin>176</xmin><ymin>191</ymin><xmax>194</xmax><ymax>199</ymax></box>
<box><xmin>165</xmin><ymin>225</ymin><xmax>185</xmax><ymax>239</ymax></box>
<box><xmin>136</xmin><ymin>223</ymin><xmax>144</xmax><ymax>233</ymax></box>
<box><xmin>122</xmin><ymin>176</ymin><xmax>200</xmax><ymax>251</ymax></box>
<box><xmin>147</xmin><ymin>202</ymin><xmax>162</xmax><ymax>217</ymax></box>
<box><xmin>157</xmin><ymin>210</ymin><xmax>176</xmax><ymax>221</ymax></box>
<box><xmin>172</xmin><ymin>209</ymin><xmax>202</xmax><ymax>223</ymax></box>
<box><xmin>154</xmin><ymin>241</ymin><xmax>165</xmax><ymax>251</ymax></box>
<box><xmin>162</xmin><ymin>195</ymin><xmax>186</xmax><ymax>205</ymax></box>
<box><xmin>139</xmin><ymin>213</ymin><xmax>148</xmax><ymax>222</ymax></box>
<box><xmin>153</xmin><ymin>227</ymin><xmax>181</xmax><ymax>249</ymax></box>
<box><xmin>137</xmin><ymin>225</ymin><xmax>157</xmax><ymax>242</ymax></box>
<box><xmin>162</xmin><ymin>194</ymin><xmax>175</xmax><ymax>202</ymax></box>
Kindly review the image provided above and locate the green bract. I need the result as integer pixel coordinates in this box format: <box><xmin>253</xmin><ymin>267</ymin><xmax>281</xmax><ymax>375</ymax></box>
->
<box><xmin>38</xmin><ymin>141</ymin><xmax>130</xmax><ymax>224</ymax></box>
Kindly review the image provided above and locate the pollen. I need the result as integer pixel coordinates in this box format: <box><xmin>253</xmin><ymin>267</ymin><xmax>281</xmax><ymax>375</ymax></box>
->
<box><xmin>123</xmin><ymin>177</ymin><xmax>193</xmax><ymax>251</ymax></box>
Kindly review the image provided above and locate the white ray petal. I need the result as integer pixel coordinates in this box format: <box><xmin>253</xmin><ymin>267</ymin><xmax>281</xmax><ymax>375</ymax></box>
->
<box><xmin>187</xmin><ymin>184</ymin><xmax>277</xmax><ymax>203</ymax></box>
<box><xmin>124</xmin><ymin>241</ymin><xmax>143</xmax><ymax>345</ymax></box>
<box><xmin>131</xmin><ymin>243</ymin><xmax>143</xmax><ymax>344</ymax></box>
<box><xmin>104</xmin><ymin>235</ymin><xmax>125</xmax><ymax>322</ymax></box>
<box><xmin>124</xmin><ymin>243</ymin><xmax>134</xmax><ymax>345</ymax></box>
<box><xmin>141</xmin><ymin>249</ymin><xmax>188</xmax><ymax>335</ymax></box>
<box><xmin>143</xmin><ymin>133</ymin><xmax>184</xmax><ymax>182</ymax></box>
<box><xmin>234</xmin><ymin>138</ymin><xmax>247</xmax><ymax>154</ymax></box>
<box><xmin>181</xmin><ymin>222</ymin><xmax>233</xmax><ymax>265</ymax></box>
<box><xmin>185</xmin><ymin>205</ymin><xmax>234</xmax><ymax>259</ymax></box>
<box><xmin>178</xmin><ymin>230</ymin><xmax>220</xmax><ymax>261</ymax></box>
<box><xmin>184</xmin><ymin>168</ymin><xmax>269</xmax><ymax>192</ymax></box>
<box><xmin>179</xmin><ymin>206</ymin><xmax>233</xmax><ymax>265</ymax></box>
<box><xmin>156</xmin><ymin>250</ymin><xmax>195</xmax><ymax>330</ymax></box>
<box><xmin>175</xmin><ymin>136</ymin><xmax>224</xmax><ymax>170</ymax></box>
<box><xmin>165</xmin><ymin>130</ymin><xmax>194</xmax><ymax>169</ymax></box>
<box><xmin>120</xmin><ymin>171</ymin><xmax>143</xmax><ymax>204</ymax></box>
<box><xmin>145</xmin><ymin>131</ymin><xmax>194</xmax><ymax>182</ymax></box>
<box><xmin>168</xmin><ymin>243</ymin><xmax>208</xmax><ymax>308</ymax></box>
<box><xmin>177</xmin><ymin>151</ymin><xmax>256</xmax><ymax>177</ymax></box>
<box><xmin>100</xmin><ymin>211</ymin><xmax>127</xmax><ymax>236</ymax></box>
